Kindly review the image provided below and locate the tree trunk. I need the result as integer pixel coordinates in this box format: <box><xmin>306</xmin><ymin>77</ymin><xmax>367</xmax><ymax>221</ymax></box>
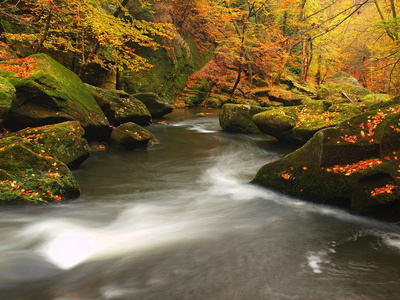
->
<box><xmin>34</xmin><ymin>13</ymin><xmax>52</xmax><ymax>53</ymax></box>
<box><xmin>301</xmin><ymin>39</ymin><xmax>309</xmax><ymax>83</ymax></box>
<box><xmin>231</xmin><ymin>63</ymin><xmax>242</xmax><ymax>95</ymax></box>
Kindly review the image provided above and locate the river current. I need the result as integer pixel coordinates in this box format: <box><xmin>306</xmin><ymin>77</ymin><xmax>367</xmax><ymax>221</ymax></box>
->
<box><xmin>1</xmin><ymin>109</ymin><xmax>400</xmax><ymax>299</ymax></box>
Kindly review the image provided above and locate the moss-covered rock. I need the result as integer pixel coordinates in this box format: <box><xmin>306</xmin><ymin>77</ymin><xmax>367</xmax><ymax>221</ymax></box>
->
<box><xmin>110</xmin><ymin>122</ymin><xmax>156</xmax><ymax>150</ymax></box>
<box><xmin>253</xmin><ymin>101</ymin><xmax>361</xmax><ymax>144</ymax></box>
<box><xmin>265</xmin><ymin>86</ymin><xmax>310</xmax><ymax>106</ymax></box>
<box><xmin>252</xmin><ymin>104</ymin><xmax>400</xmax><ymax>221</ymax></box>
<box><xmin>317</xmin><ymin>72</ymin><xmax>372</xmax><ymax>102</ymax></box>
<box><xmin>85</xmin><ymin>84</ymin><xmax>152</xmax><ymax>126</ymax></box>
<box><xmin>0</xmin><ymin>53</ymin><xmax>109</xmax><ymax>139</ymax></box>
<box><xmin>253</xmin><ymin>96</ymin><xmax>400</xmax><ymax>145</ymax></box>
<box><xmin>13</xmin><ymin>121</ymin><xmax>89</xmax><ymax>169</ymax></box>
<box><xmin>219</xmin><ymin>104</ymin><xmax>269</xmax><ymax>133</ymax></box>
<box><xmin>133</xmin><ymin>92</ymin><xmax>173</xmax><ymax>118</ymax></box>
<box><xmin>0</xmin><ymin>136</ymin><xmax>80</xmax><ymax>203</ymax></box>
<box><xmin>0</xmin><ymin>76</ymin><xmax>15</xmax><ymax>130</ymax></box>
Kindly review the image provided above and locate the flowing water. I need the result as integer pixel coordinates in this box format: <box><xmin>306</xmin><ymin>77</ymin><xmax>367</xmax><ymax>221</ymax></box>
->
<box><xmin>1</xmin><ymin>109</ymin><xmax>400</xmax><ymax>300</ymax></box>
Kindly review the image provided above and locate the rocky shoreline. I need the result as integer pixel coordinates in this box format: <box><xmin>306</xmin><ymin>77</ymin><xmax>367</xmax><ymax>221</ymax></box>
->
<box><xmin>0</xmin><ymin>53</ymin><xmax>172</xmax><ymax>203</ymax></box>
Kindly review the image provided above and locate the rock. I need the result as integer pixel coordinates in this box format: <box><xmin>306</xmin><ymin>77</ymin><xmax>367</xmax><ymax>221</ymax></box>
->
<box><xmin>317</xmin><ymin>72</ymin><xmax>371</xmax><ymax>102</ymax></box>
<box><xmin>0</xmin><ymin>53</ymin><xmax>109</xmax><ymax>139</ymax></box>
<box><xmin>326</xmin><ymin>71</ymin><xmax>363</xmax><ymax>87</ymax></box>
<box><xmin>0</xmin><ymin>136</ymin><xmax>80</xmax><ymax>203</ymax></box>
<box><xmin>265</xmin><ymin>86</ymin><xmax>310</xmax><ymax>106</ymax></box>
<box><xmin>81</xmin><ymin>63</ymin><xmax>117</xmax><ymax>90</ymax></box>
<box><xmin>253</xmin><ymin>96</ymin><xmax>399</xmax><ymax>145</ymax></box>
<box><xmin>252</xmin><ymin>104</ymin><xmax>400</xmax><ymax>221</ymax></box>
<box><xmin>359</xmin><ymin>94</ymin><xmax>394</xmax><ymax>110</ymax></box>
<box><xmin>110</xmin><ymin>122</ymin><xmax>156</xmax><ymax>150</ymax></box>
<box><xmin>0</xmin><ymin>77</ymin><xmax>15</xmax><ymax>130</ymax></box>
<box><xmin>219</xmin><ymin>104</ymin><xmax>268</xmax><ymax>133</ymax></box>
<box><xmin>253</xmin><ymin>101</ymin><xmax>362</xmax><ymax>144</ymax></box>
<box><xmin>133</xmin><ymin>92</ymin><xmax>173</xmax><ymax>118</ymax></box>
<box><xmin>13</xmin><ymin>121</ymin><xmax>90</xmax><ymax>169</ymax></box>
<box><xmin>85</xmin><ymin>84</ymin><xmax>152</xmax><ymax>126</ymax></box>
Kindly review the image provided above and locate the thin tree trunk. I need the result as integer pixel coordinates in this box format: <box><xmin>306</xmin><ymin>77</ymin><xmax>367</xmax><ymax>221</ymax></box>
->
<box><xmin>390</xmin><ymin>0</ymin><xmax>398</xmax><ymax>40</ymax></box>
<box><xmin>374</xmin><ymin>0</ymin><xmax>396</xmax><ymax>41</ymax></box>
<box><xmin>34</xmin><ymin>13</ymin><xmax>52</xmax><ymax>53</ymax></box>
<box><xmin>231</xmin><ymin>62</ymin><xmax>242</xmax><ymax>95</ymax></box>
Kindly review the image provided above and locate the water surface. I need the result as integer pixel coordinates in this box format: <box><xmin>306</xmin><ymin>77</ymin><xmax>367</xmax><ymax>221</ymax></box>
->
<box><xmin>1</xmin><ymin>109</ymin><xmax>400</xmax><ymax>299</ymax></box>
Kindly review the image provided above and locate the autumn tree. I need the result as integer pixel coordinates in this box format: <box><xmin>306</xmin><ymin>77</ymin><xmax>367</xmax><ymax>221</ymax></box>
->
<box><xmin>0</xmin><ymin>0</ymin><xmax>174</xmax><ymax>73</ymax></box>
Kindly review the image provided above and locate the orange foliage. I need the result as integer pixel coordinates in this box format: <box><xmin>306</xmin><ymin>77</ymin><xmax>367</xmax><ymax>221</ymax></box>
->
<box><xmin>0</xmin><ymin>57</ymin><xmax>38</xmax><ymax>78</ymax></box>
<box><xmin>324</xmin><ymin>158</ymin><xmax>383</xmax><ymax>175</ymax></box>
<box><xmin>371</xmin><ymin>184</ymin><xmax>397</xmax><ymax>197</ymax></box>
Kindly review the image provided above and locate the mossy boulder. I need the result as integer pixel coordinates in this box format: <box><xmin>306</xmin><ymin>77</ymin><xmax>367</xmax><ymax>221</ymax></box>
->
<box><xmin>253</xmin><ymin>96</ymin><xmax>400</xmax><ymax>145</ymax></box>
<box><xmin>13</xmin><ymin>121</ymin><xmax>89</xmax><ymax>169</ymax></box>
<box><xmin>219</xmin><ymin>104</ymin><xmax>268</xmax><ymax>133</ymax></box>
<box><xmin>252</xmin><ymin>101</ymin><xmax>362</xmax><ymax>144</ymax></box>
<box><xmin>110</xmin><ymin>122</ymin><xmax>156</xmax><ymax>150</ymax></box>
<box><xmin>0</xmin><ymin>136</ymin><xmax>80</xmax><ymax>203</ymax></box>
<box><xmin>0</xmin><ymin>53</ymin><xmax>109</xmax><ymax>139</ymax></box>
<box><xmin>317</xmin><ymin>72</ymin><xmax>371</xmax><ymax>102</ymax></box>
<box><xmin>265</xmin><ymin>86</ymin><xmax>310</xmax><ymax>106</ymax></box>
<box><xmin>0</xmin><ymin>76</ymin><xmax>15</xmax><ymax>129</ymax></box>
<box><xmin>359</xmin><ymin>94</ymin><xmax>394</xmax><ymax>110</ymax></box>
<box><xmin>85</xmin><ymin>84</ymin><xmax>152</xmax><ymax>126</ymax></box>
<box><xmin>252</xmin><ymin>104</ymin><xmax>400</xmax><ymax>221</ymax></box>
<box><xmin>133</xmin><ymin>92</ymin><xmax>173</xmax><ymax>118</ymax></box>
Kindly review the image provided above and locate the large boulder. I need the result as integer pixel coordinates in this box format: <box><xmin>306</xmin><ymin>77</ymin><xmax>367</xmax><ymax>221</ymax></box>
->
<box><xmin>85</xmin><ymin>84</ymin><xmax>152</xmax><ymax>126</ymax></box>
<box><xmin>253</xmin><ymin>96</ymin><xmax>399</xmax><ymax>145</ymax></box>
<box><xmin>317</xmin><ymin>72</ymin><xmax>372</xmax><ymax>102</ymax></box>
<box><xmin>252</xmin><ymin>103</ymin><xmax>400</xmax><ymax>221</ymax></box>
<box><xmin>0</xmin><ymin>76</ymin><xmax>15</xmax><ymax>130</ymax></box>
<box><xmin>219</xmin><ymin>104</ymin><xmax>268</xmax><ymax>133</ymax></box>
<box><xmin>252</xmin><ymin>101</ymin><xmax>362</xmax><ymax>144</ymax></box>
<box><xmin>13</xmin><ymin>121</ymin><xmax>90</xmax><ymax>169</ymax></box>
<box><xmin>133</xmin><ymin>92</ymin><xmax>173</xmax><ymax>118</ymax></box>
<box><xmin>0</xmin><ymin>53</ymin><xmax>109</xmax><ymax>139</ymax></box>
<box><xmin>0</xmin><ymin>136</ymin><xmax>80</xmax><ymax>203</ymax></box>
<box><xmin>266</xmin><ymin>86</ymin><xmax>310</xmax><ymax>106</ymax></box>
<box><xmin>110</xmin><ymin>122</ymin><xmax>156</xmax><ymax>150</ymax></box>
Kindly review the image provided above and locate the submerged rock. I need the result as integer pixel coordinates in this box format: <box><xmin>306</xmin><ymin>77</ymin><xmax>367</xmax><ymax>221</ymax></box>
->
<box><xmin>13</xmin><ymin>121</ymin><xmax>90</xmax><ymax>169</ymax></box>
<box><xmin>85</xmin><ymin>84</ymin><xmax>152</xmax><ymax>126</ymax></box>
<box><xmin>0</xmin><ymin>53</ymin><xmax>109</xmax><ymax>139</ymax></box>
<box><xmin>0</xmin><ymin>136</ymin><xmax>80</xmax><ymax>203</ymax></box>
<box><xmin>110</xmin><ymin>122</ymin><xmax>156</xmax><ymax>150</ymax></box>
<box><xmin>133</xmin><ymin>92</ymin><xmax>173</xmax><ymax>118</ymax></box>
<box><xmin>252</xmin><ymin>104</ymin><xmax>400</xmax><ymax>221</ymax></box>
<box><xmin>219</xmin><ymin>104</ymin><xmax>267</xmax><ymax>133</ymax></box>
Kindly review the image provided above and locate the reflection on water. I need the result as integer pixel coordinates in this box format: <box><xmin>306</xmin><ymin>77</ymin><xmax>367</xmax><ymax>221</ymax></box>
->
<box><xmin>0</xmin><ymin>109</ymin><xmax>400</xmax><ymax>300</ymax></box>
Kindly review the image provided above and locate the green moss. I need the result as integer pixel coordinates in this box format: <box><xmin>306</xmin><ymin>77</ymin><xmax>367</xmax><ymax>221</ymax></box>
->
<box><xmin>219</xmin><ymin>104</ymin><xmax>267</xmax><ymax>133</ymax></box>
<box><xmin>0</xmin><ymin>77</ymin><xmax>15</xmax><ymax>126</ymax></box>
<box><xmin>0</xmin><ymin>136</ymin><xmax>80</xmax><ymax>203</ymax></box>
<box><xmin>3</xmin><ymin>53</ymin><xmax>109</xmax><ymax>132</ymax></box>
<box><xmin>110</xmin><ymin>122</ymin><xmax>156</xmax><ymax>150</ymax></box>
<box><xmin>86</xmin><ymin>84</ymin><xmax>152</xmax><ymax>126</ymax></box>
<box><xmin>15</xmin><ymin>121</ymin><xmax>90</xmax><ymax>169</ymax></box>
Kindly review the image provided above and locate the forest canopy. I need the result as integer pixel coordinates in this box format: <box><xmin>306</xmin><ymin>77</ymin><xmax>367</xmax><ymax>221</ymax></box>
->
<box><xmin>0</xmin><ymin>0</ymin><xmax>399</xmax><ymax>94</ymax></box>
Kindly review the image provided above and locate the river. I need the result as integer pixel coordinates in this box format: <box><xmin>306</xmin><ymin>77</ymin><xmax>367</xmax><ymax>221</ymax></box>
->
<box><xmin>0</xmin><ymin>109</ymin><xmax>400</xmax><ymax>299</ymax></box>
